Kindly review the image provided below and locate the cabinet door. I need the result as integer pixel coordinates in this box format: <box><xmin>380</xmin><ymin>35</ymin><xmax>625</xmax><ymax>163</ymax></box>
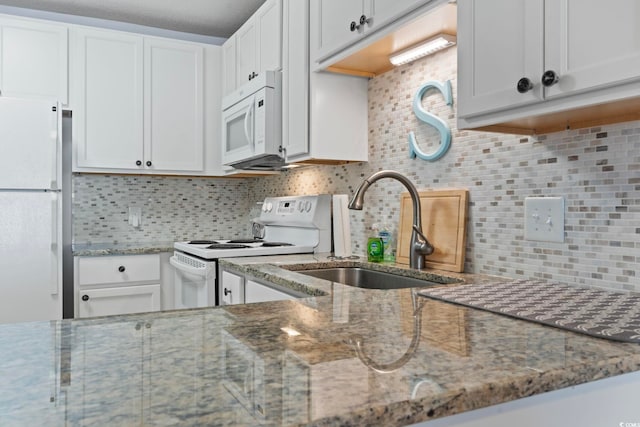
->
<box><xmin>0</xmin><ymin>18</ymin><xmax>68</xmax><ymax>103</ymax></box>
<box><xmin>310</xmin><ymin>0</ymin><xmax>365</xmax><ymax>63</ymax></box>
<box><xmin>222</xmin><ymin>35</ymin><xmax>237</xmax><ymax>96</ymax></box>
<box><xmin>245</xmin><ymin>280</ymin><xmax>296</xmax><ymax>303</ymax></box>
<box><xmin>370</xmin><ymin>0</ymin><xmax>429</xmax><ymax>31</ymax></box>
<box><xmin>236</xmin><ymin>19</ymin><xmax>257</xmax><ymax>86</ymax></box>
<box><xmin>457</xmin><ymin>0</ymin><xmax>544</xmax><ymax>117</ymax></box>
<box><xmin>78</xmin><ymin>284</ymin><xmax>161</xmax><ymax>318</ymax></box>
<box><xmin>544</xmin><ymin>0</ymin><xmax>640</xmax><ymax>99</ymax></box>
<box><xmin>144</xmin><ymin>38</ymin><xmax>204</xmax><ymax>172</ymax></box>
<box><xmin>256</xmin><ymin>0</ymin><xmax>282</xmax><ymax>74</ymax></box>
<box><xmin>220</xmin><ymin>271</ymin><xmax>245</xmax><ymax>305</ymax></box>
<box><xmin>72</xmin><ymin>28</ymin><xmax>144</xmax><ymax>170</ymax></box>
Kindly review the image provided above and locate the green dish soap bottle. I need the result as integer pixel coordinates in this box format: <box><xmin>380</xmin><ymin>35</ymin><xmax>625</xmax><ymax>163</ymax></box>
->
<box><xmin>367</xmin><ymin>236</ymin><xmax>384</xmax><ymax>262</ymax></box>
<box><xmin>378</xmin><ymin>223</ymin><xmax>395</xmax><ymax>263</ymax></box>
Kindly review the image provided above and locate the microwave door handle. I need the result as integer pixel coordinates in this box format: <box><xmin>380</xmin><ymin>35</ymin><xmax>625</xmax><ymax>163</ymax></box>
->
<box><xmin>243</xmin><ymin>97</ymin><xmax>255</xmax><ymax>148</ymax></box>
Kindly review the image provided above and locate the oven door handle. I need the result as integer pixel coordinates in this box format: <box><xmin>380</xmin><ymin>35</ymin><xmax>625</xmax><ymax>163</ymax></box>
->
<box><xmin>169</xmin><ymin>256</ymin><xmax>209</xmax><ymax>277</ymax></box>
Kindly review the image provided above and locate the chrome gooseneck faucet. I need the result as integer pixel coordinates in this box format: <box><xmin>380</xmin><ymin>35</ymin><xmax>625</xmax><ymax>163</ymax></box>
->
<box><xmin>348</xmin><ymin>170</ymin><xmax>434</xmax><ymax>269</ymax></box>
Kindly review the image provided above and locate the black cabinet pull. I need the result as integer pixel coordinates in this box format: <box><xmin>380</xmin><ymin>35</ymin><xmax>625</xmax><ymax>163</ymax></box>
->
<box><xmin>224</xmin><ymin>288</ymin><xmax>231</xmax><ymax>296</ymax></box>
<box><xmin>118</xmin><ymin>265</ymin><xmax>125</xmax><ymax>272</ymax></box>
<box><xmin>517</xmin><ymin>77</ymin><xmax>534</xmax><ymax>93</ymax></box>
<box><xmin>350</xmin><ymin>21</ymin><xmax>357</xmax><ymax>32</ymax></box>
<box><xmin>146</xmin><ymin>161</ymin><xmax>152</xmax><ymax>167</ymax></box>
<box><xmin>136</xmin><ymin>160</ymin><xmax>142</xmax><ymax>166</ymax></box>
<box><xmin>541</xmin><ymin>70</ymin><xmax>559</xmax><ymax>87</ymax></box>
<box><xmin>81</xmin><ymin>295</ymin><xmax>89</xmax><ymax>301</ymax></box>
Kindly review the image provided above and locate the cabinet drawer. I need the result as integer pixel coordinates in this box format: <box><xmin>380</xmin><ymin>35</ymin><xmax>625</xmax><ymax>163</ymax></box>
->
<box><xmin>77</xmin><ymin>254</ymin><xmax>160</xmax><ymax>286</ymax></box>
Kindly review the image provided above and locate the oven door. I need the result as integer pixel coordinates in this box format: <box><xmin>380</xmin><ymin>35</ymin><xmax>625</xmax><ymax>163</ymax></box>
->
<box><xmin>169</xmin><ymin>252</ymin><xmax>216</xmax><ymax>309</ymax></box>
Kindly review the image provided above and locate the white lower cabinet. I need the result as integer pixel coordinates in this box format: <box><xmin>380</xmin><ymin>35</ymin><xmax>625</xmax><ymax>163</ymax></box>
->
<box><xmin>219</xmin><ymin>267</ymin><xmax>302</xmax><ymax>305</ymax></box>
<box><xmin>74</xmin><ymin>254</ymin><xmax>162</xmax><ymax>318</ymax></box>
<box><xmin>77</xmin><ymin>285</ymin><xmax>160</xmax><ymax>318</ymax></box>
<box><xmin>245</xmin><ymin>279</ymin><xmax>296</xmax><ymax>304</ymax></box>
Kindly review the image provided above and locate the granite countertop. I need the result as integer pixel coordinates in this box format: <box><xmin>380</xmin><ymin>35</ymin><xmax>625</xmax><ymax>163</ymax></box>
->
<box><xmin>3</xmin><ymin>254</ymin><xmax>640</xmax><ymax>426</ymax></box>
<box><xmin>72</xmin><ymin>241</ymin><xmax>175</xmax><ymax>256</ymax></box>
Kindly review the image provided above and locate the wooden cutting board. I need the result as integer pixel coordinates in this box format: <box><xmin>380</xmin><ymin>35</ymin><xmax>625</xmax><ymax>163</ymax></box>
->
<box><xmin>396</xmin><ymin>189</ymin><xmax>468</xmax><ymax>272</ymax></box>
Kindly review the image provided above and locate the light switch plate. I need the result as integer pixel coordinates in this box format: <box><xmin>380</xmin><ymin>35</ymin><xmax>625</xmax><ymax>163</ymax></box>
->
<box><xmin>524</xmin><ymin>197</ymin><xmax>564</xmax><ymax>243</ymax></box>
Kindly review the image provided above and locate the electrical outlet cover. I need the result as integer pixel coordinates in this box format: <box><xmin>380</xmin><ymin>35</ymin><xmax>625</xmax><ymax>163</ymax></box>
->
<box><xmin>524</xmin><ymin>197</ymin><xmax>565</xmax><ymax>243</ymax></box>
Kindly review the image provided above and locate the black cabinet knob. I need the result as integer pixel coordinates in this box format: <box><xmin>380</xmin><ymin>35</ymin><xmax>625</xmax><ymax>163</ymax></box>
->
<box><xmin>350</xmin><ymin>21</ymin><xmax>357</xmax><ymax>32</ymax></box>
<box><xmin>81</xmin><ymin>295</ymin><xmax>89</xmax><ymax>301</ymax></box>
<box><xmin>248</xmin><ymin>73</ymin><xmax>252</xmax><ymax>80</ymax></box>
<box><xmin>146</xmin><ymin>161</ymin><xmax>152</xmax><ymax>167</ymax></box>
<box><xmin>118</xmin><ymin>265</ymin><xmax>125</xmax><ymax>272</ymax></box>
<box><xmin>359</xmin><ymin>14</ymin><xmax>370</xmax><ymax>25</ymax></box>
<box><xmin>224</xmin><ymin>288</ymin><xmax>231</xmax><ymax>296</ymax></box>
<box><xmin>136</xmin><ymin>160</ymin><xmax>142</xmax><ymax>166</ymax></box>
<box><xmin>541</xmin><ymin>70</ymin><xmax>559</xmax><ymax>87</ymax></box>
<box><xmin>517</xmin><ymin>77</ymin><xmax>534</xmax><ymax>93</ymax></box>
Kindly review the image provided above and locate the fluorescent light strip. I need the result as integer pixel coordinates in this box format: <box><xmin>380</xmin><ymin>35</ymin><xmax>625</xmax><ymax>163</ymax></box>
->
<box><xmin>389</xmin><ymin>34</ymin><xmax>456</xmax><ymax>66</ymax></box>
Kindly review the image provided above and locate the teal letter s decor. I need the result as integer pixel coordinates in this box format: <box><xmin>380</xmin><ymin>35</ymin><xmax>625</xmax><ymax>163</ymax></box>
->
<box><xmin>408</xmin><ymin>80</ymin><xmax>453</xmax><ymax>161</ymax></box>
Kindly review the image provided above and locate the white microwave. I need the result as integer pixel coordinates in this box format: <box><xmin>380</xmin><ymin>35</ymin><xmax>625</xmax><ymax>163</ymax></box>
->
<box><xmin>222</xmin><ymin>70</ymin><xmax>283</xmax><ymax>170</ymax></box>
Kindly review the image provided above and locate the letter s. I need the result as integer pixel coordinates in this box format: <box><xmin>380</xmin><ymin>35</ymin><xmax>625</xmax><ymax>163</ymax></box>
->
<box><xmin>408</xmin><ymin>80</ymin><xmax>453</xmax><ymax>162</ymax></box>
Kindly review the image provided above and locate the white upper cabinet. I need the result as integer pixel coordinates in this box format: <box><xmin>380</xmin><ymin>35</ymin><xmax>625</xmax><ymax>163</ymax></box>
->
<box><xmin>144</xmin><ymin>38</ymin><xmax>203</xmax><ymax>172</ymax></box>
<box><xmin>310</xmin><ymin>0</ymin><xmax>431</xmax><ymax>66</ymax></box>
<box><xmin>458</xmin><ymin>0</ymin><xmax>640</xmax><ymax>133</ymax></box>
<box><xmin>311</xmin><ymin>0</ymin><xmax>366</xmax><ymax>63</ymax></box>
<box><xmin>544</xmin><ymin>0</ymin><xmax>640</xmax><ymax>99</ymax></box>
<box><xmin>227</xmin><ymin>0</ymin><xmax>282</xmax><ymax>94</ymax></box>
<box><xmin>71</xmin><ymin>27</ymin><xmax>208</xmax><ymax>174</ymax></box>
<box><xmin>222</xmin><ymin>35</ymin><xmax>237</xmax><ymax>96</ymax></box>
<box><xmin>72</xmin><ymin>28</ymin><xmax>144</xmax><ymax>170</ymax></box>
<box><xmin>457</xmin><ymin>0</ymin><xmax>544</xmax><ymax>117</ymax></box>
<box><xmin>283</xmin><ymin>0</ymin><xmax>368</xmax><ymax>163</ymax></box>
<box><xmin>0</xmin><ymin>16</ymin><xmax>68</xmax><ymax>103</ymax></box>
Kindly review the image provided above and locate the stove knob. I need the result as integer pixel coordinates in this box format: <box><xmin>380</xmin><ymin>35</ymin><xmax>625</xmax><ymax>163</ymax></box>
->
<box><xmin>305</xmin><ymin>201</ymin><xmax>313</xmax><ymax>212</ymax></box>
<box><xmin>262</xmin><ymin>204</ymin><xmax>268</xmax><ymax>212</ymax></box>
<box><xmin>266</xmin><ymin>202</ymin><xmax>273</xmax><ymax>212</ymax></box>
<box><xmin>297</xmin><ymin>201</ymin><xmax>305</xmax><ymax>212</ymax></box>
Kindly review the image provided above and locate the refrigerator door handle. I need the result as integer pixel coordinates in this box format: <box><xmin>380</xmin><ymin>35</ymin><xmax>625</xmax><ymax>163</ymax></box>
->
<box><xmin>50</xmin><ymin>103</ymin><xmax>62</xmax><ymax>190</ymax></box>
<box><xmin>50</xmin><ymin>194</ymin><xmax>60</xmax><ymax>296</ymax></box>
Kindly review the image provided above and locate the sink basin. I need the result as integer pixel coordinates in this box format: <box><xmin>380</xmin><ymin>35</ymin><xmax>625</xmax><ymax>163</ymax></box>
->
<box><xmin>296</xmin><ymin>267</ymin><xmax>447</xmax><ymax>290</ymax></box>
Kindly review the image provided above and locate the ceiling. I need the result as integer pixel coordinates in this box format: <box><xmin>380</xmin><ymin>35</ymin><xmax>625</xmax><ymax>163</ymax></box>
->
<box><xmin>0</xmin><ymin>0</ymin><xmax>266</xmax><ymax>38</ymax></box>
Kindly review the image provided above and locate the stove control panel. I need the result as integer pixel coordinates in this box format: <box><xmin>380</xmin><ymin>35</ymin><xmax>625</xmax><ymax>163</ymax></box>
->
<box><xmin>259</xmin><ymin>195</ymin><xmax>331</xmax><ymax>226</ymax></box>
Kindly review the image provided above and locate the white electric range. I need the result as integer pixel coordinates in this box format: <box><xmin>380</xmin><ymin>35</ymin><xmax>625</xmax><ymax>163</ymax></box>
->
<box><xmin>170</xmin><ymin>194</ymin><xmax>331</xmax><ymax>308</ymax></box>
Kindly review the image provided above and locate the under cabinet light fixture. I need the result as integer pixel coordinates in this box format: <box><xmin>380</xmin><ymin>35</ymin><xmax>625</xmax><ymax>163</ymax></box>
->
<box><xmin>389</xmin><ymin>33</ymin><xmax>456</xmax><ymax>66</ymax></box>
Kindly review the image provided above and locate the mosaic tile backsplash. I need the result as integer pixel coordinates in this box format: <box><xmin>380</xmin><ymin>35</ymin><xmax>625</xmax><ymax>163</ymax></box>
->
<box><xmin>72</xmin><ymin>175</ymin><xmax>252</xmax><ymax>243</ymax></box>
<box><xmin>73</xmin><ymin>46</ymin><xmax>639</xmax><ymax>292</ymax></box>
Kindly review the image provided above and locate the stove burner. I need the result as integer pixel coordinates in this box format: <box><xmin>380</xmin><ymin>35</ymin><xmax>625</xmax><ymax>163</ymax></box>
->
<box><xmin>226</xmin><ymin>238</ymin><xmax>264</xmax><ymax>244</ymax></box>
<box><xmin>205</xmin><ymin>243</ymin><xmax>251</xmax><ymax>249</ymax></box>
<box><xmin>261</xmin><ymin>242</ymin><xmax>294</xmax><ymax>247</ymax></box>
<box><xmin>188</xmin><ymin>240</ymin><xmax>218</xmax><ymax>245</ymax></box>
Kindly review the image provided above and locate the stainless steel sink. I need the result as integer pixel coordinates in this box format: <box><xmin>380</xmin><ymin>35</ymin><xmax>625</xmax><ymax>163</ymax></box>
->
<box><xmin>296</xmin><ymin>267</ymin><xmax>448</xmax><ymax>290</ymax></box>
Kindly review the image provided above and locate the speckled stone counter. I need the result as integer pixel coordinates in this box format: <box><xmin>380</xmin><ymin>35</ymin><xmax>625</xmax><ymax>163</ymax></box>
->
<box><xmin>2</xmin><ymin>254</ymin><xmax>640</xmax><ymax>426</ymax></box>
<box><xmin>72</xmin><ymin>241</ymin><xmax>175</xmax><ymax>256</ymax></box>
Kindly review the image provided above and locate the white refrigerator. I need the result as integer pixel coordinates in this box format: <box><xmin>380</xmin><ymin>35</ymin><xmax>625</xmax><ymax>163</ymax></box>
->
<box><xmin>0</xmin><ymin>97</ymin><xmax>63</xmax><ymax>323</ymax></box>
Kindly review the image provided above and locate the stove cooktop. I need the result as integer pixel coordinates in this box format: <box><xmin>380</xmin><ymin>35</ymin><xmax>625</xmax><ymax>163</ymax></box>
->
<box><xmin>175</xmin><ymin>239</ymin><xmax>313</xmax><ymax>259</ymax></box>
